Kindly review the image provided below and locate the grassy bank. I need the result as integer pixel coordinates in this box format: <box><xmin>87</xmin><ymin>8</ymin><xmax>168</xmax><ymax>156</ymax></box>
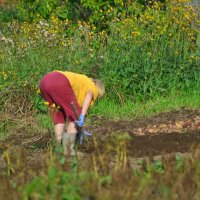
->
<box><xmin>90</xmin><ymin>88</ymin><xmax>200</xmax><ymax>119</ymax></box>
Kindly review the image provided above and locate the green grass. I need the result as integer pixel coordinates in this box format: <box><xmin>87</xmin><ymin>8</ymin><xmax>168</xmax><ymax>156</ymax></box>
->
<box><xmin>33</xmin><ymin>88</ymin><xmax>200</xmax><ymax>130</ymax></box>
<box><xmin>0</xmin><ymin>125</ymin><xmax>8</xmax><ymax>139</ymax></box>
<box><xmin>89</xmin><ymin>88</ymin><xmax>200</xmax><ymax>120</ymax></box>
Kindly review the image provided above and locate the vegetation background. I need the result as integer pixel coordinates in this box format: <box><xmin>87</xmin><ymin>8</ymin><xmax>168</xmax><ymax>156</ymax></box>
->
<box><xmin>0</xmin><ymin>0</ymin><xmax>200</xmax><ymax>199</ymax></box>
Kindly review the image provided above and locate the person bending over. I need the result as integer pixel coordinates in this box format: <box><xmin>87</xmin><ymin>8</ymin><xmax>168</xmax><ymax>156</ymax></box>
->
<box><xmin>39</xmin><ymin>70</ymin><xmax>105</xmax><ymax>155</ymax></box>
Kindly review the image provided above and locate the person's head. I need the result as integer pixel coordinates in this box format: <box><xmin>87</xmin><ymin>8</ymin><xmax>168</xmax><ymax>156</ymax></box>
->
<box><xmin>92</xmin><ymin>79</ymin><xmax>105</xmax><ymax>98</ymax></box>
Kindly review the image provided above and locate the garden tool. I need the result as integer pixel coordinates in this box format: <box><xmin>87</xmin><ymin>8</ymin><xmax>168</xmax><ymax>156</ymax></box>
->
<box><xmin>71</xmin><ymin>101</ymin><xmax>92</xmax><ymax>144</ymax></box>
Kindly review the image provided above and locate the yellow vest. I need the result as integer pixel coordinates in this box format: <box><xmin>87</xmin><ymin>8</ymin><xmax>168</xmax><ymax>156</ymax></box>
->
<box><xmin>56</xmin><ymin>71</ymin><xmax>98</xmax><ymax>107</ymax></box>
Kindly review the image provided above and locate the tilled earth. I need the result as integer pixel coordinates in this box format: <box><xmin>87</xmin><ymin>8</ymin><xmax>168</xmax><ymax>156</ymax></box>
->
<box><xmin>0</xmin><ymin>108</ymin><xmax>199</xmax><ymax>171</ymax></box>
<box><xmin>85</xmin><ymin>108</ymin><xmax>200</xmax><ymax>157</ymax></box>
<box><xmin>1</xmin><ymin>108</ymin><xmax>200</xmax><ymax>159</ymax></box>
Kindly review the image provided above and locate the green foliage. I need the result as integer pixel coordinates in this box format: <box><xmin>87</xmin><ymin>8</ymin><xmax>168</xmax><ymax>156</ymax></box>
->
<box><xmin>81</xmin><ymin>0</ymin><xmax>114</xmax><ymax>28</ymax></box>
<box><xmin>154</xmin><ymin>160</ymin><xmax>164</xmax><ymax>174</ymax></box>
<box><xmin>101</xmin><ymin>33</ymin><xmax>199</xmax><ymax>100</ymax></box>
<box><xmin>0</xmin><ymin>0</ymin><xmax>199</xmax><ymax>111</ymax></box>
<box><xmin>175</xmin><ymin>153</ymin><xmax>184</xmax><ymax>170</ymax></box>
<box><xmin>99</xmin><ymin>175</ymin><xmax>112</xmax><ymax>187</ymax></box>
<box><xmin>18</xmin><ymin>0</ymin><xmax>60</xmax><ymax>20</ymax></box>
<box><xmin>16</xmin><ymin>0</ymin><xmax>166</xmax><ymax>28</ymax></box>
<box><xmin>0</xmin><ymin>7</ymin><xmax>19</xmax><ymax>24</ymax></box>
<box><xmin>23</xmin><ymin>166</ymin><xmax>82</xmax><ymax>200</ymax></box>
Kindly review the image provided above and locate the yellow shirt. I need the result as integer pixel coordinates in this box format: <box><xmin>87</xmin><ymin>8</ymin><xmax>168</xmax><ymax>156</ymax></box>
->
<box><xmin>56</xmin><ymin>71</ymin><xmax>98</xmax><ymax>107</ymax></box>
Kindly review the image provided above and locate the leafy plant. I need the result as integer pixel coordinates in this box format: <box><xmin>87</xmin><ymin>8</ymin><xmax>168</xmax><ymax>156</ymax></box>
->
<box><xmin>18</xmin><ymin>0</ymin><xmax>59</xmax><ymax>21</ymax></box>
<box><xmin>23</xmin><ymin>166</ymin><xmax>82</xmax><ymax>200</ymax></box>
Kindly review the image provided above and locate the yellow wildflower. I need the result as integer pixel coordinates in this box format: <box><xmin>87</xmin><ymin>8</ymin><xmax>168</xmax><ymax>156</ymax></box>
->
<box><xmin>147</xmin><ymin>52</ymin><xmax>152</xmax><ymax>57</ymax></box>
<box><xmin>51</xmin><ymin>103</ymin><xmax>56</xmax><ymax>108</ymax></box>
<box><xmin>36</xmin><ymin>89</ymin><xmax>41</xmax><ymax>94</ymax></box>
<box><xmin>190</xmin><ymin>56</ymin><xmax>195</xmax><ymax>60</ymax></box>
<box><xmin>156</xmin><ymin>26</ymin><xmax>161</xmax><ymax>30</ymax></box>
<box><xmin>44</xmin><ymin>102</ymin><xmax>50</xmax><ymax>106</ymax></box>
<box><xmin>132</xmin><ymin>31</ymin><xmax>141</xmax><ymax>37</ymax></box>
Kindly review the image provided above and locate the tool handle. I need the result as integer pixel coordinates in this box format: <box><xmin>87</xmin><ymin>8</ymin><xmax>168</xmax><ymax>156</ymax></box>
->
<box><xmin>71</xmin><ymin>102</ymin><xmax>80</xmax><ymax>120</ymax></box>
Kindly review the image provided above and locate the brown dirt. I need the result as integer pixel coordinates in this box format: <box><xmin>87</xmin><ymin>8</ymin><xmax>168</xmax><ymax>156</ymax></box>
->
<box><xmin>0</xmin><ymin>108</ymin><xmax>200</xmax><ymax>174</ymax></box>
<box><xmin>1</xmin><ymin>108</ymin><xmax>200</xmax><ymax>159</ymax></box>
<box><xmin>128</xmin><ymin>132</ymin><xmax>200</xmax><ymax>157</ymax></box>
<box><xmin>84</xmin><ymin>108</ymin><xmax>200</xmax><ymax>157</ymax></box>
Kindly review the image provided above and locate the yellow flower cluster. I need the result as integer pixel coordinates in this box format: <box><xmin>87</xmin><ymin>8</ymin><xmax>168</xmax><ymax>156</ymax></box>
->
<box><xmin>0</xmin><ymin>69</ymin><xmax>17</xmax><ymax>81</ymax></box>
<box><xmin>7</xmin><ymin>0</ymin><xmax>196</xmax><ymax>55</ymax></box>
<box><xmin>0</xmin><ymin>71</ymin><xmax>8</xmax><ymax>80</ymax></box>
<box><xmin>44</xmin><ymin>102</ymin><xmax>60</xmax><ymax>109</ymax></box>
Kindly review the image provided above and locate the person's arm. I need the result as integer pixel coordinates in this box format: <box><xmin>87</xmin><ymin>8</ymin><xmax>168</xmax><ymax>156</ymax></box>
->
<box><xmin>76</xmin><ymin>91</ymin><xmax>93</xmax><ymax>127</ymax></box>
<box><xmin>81</xmin><ymin>91</ymin><xmax>93</xmax><ymax>115</ymax></box>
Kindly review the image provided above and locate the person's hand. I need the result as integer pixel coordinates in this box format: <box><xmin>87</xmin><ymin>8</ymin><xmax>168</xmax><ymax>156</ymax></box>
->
<box><xmin>75</xmin><ymin>114</ymin><xmax>85</xmax><ymax>127</ymax></box>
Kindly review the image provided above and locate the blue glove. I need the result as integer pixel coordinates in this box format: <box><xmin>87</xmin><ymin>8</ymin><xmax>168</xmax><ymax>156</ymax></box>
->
<box><xmin>76</xmin><ymin>130</ymin><xmax>92</xmax><ymax>145</ymax></box>
<box><xmin>76</xmin><ymin>114</ymin><xmax>85</xmax><ymax>127</ymax></box>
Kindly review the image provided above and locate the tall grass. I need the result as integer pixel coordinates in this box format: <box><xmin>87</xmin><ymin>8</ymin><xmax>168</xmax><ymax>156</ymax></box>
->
<box><xmin>19</xmin><ymin>141</ymin><xmax>200</xmax><ymax>200</ymax></box>
<box><xmin>0</xmin><ymin>0</ymin><xmax>199</xmax><ymax>111</ymax></box>
<box><xmin>89</xmin><ymin>88</ymin><xmax>200</xmax><ymax>119</ymax></box>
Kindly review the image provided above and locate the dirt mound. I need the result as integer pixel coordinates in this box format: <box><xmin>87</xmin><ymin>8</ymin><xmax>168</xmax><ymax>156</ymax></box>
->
<box><xmin>88</xmin><ymin>108</ymin><xmax>200</xmax><ymax>136</ymax></box>
<box><xmin>128</xmin><ymin>131</ymin><xmax>200</xmax><ymax>157</ymax></box>
<box><xmin>83</xmin><ymin>108</ymin><xmax>200</xmax><ymax>157</ymax></box>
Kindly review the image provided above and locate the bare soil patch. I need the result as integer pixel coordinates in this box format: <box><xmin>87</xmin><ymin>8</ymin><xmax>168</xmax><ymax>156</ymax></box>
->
<box><xmin>1</xmin><ymin>108</ymin><xmax>200</xmax><ymax>160</ymax></box>
<box><xmin>85</xmin><ymin>108</ymin><xmax>200</xmax><ymax>157</ymax></box>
